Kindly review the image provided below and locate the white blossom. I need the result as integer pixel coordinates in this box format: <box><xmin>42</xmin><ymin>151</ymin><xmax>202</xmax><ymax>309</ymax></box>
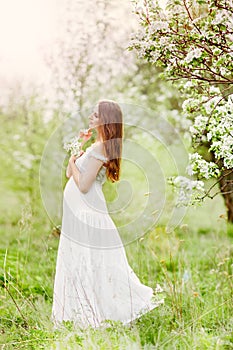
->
<box><xmin>184</xmin><ymin>48</ymin><xmax>203</xmax><ymax>63</ymax></box>
<box><xmin>203</xmin><ymin>96</ymin><xmax>222</xmax><ymax>114</ymax></box>
<box><xmin>209</xmin><ymin>86</ymin><xmax>221</xmax><ymax>95</ymax></box>
<box><xmin>148</xmin><ymin>21</ymin><xmax>169</xmax><ymax>33</ymax></box>
<box><xmin>188</xmin><ymin>153</ymin><xmax>220</xmax><ymax>179</ymax></box>
<box><xmin>220</xmin><ymin>67</ymin><xmax>228</xmax><ymax>75</ymax></box>
<box><xmin>159</xmin><ymin>36</ymin><xmax>170</xmax><ymax>46</ymax></box>
<box><xmin>183</xmin><ymin>81</ymin><xmax>194</xmax><ymax>89</ymax></box>
<box><xmin>212</xmin><ymin>12</ymin><xmax>225</xmax><ymax>25</ymax></box>
<box><xmin>169</xmin><ymin>175</ymin><xmax>205</xmax><ymax>206</ymax></box>
<box><xmin>182</xmin><ymin>98</ymin><xmax>199</xmax><ymax>114</ymax></box>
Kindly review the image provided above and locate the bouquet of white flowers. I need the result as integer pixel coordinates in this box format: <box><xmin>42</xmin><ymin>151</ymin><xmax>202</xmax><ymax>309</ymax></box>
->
<box><xmin>63</xmin><ymin>136</ymin><xmax>82</xmax><ymax>156</ymax></box>
<box><xmin>63</xmin><ymin>128</ymin><xmax>93</xmax><ymax>156</ymax></box>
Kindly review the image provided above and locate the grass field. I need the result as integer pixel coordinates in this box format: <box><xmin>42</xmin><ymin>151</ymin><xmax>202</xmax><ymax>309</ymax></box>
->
<box><xmin>1</xmin><ymin>128</ymin><xmax>233</xmax><ymax>349</ymax></box>
<box><xmin>1</xmin><ymin>211</ymin><xmax>232</xmax><ymax>349</ymax></box>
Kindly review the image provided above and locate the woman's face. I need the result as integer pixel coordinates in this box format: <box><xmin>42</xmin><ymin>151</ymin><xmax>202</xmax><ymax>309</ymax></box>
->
<box><xmin>89</xmin><ymin>104</ymin><xmax>100</xmax><ymax>130</ymax></box>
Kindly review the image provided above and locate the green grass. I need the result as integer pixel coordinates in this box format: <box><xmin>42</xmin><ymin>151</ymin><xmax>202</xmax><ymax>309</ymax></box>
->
<box><xmin>1</xmin><ymin>208</ymin><xmax>232</xmax><ymax>349</ymax></box>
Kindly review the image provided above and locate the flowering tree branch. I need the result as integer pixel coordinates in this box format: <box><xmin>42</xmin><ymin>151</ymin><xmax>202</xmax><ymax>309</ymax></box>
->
<box><xmin>129</xmin><ymin>0</ymin><xmax>233</xmax><ymax>221</ymax></box>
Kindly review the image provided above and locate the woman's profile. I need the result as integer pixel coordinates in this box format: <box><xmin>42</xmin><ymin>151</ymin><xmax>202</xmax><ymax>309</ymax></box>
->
<box><xmin>51</xmin><ymin>99</ymin><xmax>164</xmax><ymax>329</ymax></box>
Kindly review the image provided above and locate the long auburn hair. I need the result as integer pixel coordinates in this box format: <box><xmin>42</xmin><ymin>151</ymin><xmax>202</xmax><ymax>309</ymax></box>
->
<box><xmin>97</xmin><ymin>100</ymin><xmax>123</xmax><ymax>182</ymax></box>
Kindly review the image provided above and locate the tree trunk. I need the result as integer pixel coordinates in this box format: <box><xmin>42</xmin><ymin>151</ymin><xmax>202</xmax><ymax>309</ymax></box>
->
<box><xmin>219</xmin><ymin>169</ymin><xmax>233</xmax><ymax>222</ymax></box>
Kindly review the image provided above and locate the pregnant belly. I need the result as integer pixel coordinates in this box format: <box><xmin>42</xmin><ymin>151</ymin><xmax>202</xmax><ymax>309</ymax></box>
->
<box><xmin>63</xmin><ymin>176</ymin><xmax>108</xmax><ymax>215</ymax></box>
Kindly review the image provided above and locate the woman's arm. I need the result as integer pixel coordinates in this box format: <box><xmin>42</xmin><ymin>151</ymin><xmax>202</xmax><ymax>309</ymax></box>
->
<box><xmin>66</xmin><ymin>162</ymin><xmax>72</xmax><ymax>178</ymax></box>
<box><xmin>66</xmin><ymin>150</ymin><xmax>84</xmax><ymax>178</ymax></box>
<box><xmin>68</xmin><ymin>153</ymin><xmax>105</xmax><ymax>193</ymax></box>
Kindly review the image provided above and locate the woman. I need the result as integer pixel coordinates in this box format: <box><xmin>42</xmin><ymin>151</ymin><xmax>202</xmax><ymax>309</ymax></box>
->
<box><xmin>52</xmin><ymin>99</ymin><xmax>164</xmax><ymax>329</ymax></box>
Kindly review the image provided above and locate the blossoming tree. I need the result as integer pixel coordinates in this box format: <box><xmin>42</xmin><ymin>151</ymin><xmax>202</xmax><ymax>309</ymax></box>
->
<box><xmin>129</xmin><ymin>0</ymin><xmax>233</xmax><ymax>222</ymax></box>
<box><xmin>45</xmin><ymin>0</ymin><xmax>137</xmax><ymax>122</ymax></box>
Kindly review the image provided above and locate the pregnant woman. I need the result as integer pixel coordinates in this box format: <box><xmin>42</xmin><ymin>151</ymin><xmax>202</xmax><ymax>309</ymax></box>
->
<box><xmin>52</xmin><ymin>99</ymin><xmax>164</xmax><ymax>329</ymax></box>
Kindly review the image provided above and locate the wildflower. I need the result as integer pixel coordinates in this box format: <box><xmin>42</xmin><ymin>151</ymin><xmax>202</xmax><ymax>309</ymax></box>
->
<box><xmin>154</xmin><ymin>283</ymin><xmax>164</xmax><ymax>293</ymax></box>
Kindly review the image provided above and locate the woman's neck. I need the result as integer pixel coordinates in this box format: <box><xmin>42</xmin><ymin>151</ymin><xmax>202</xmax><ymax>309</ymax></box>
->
<box><xmin>96</xmin><ymin>133</ymin><xmax>103</xmax><ymax>143</ymax></box>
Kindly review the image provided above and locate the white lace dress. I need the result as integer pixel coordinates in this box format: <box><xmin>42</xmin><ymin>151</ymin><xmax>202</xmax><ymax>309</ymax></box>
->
<box><xmin>51</xmin><ymin>144</ymin><xmax>164</xmax><ymax>329</ymax></box>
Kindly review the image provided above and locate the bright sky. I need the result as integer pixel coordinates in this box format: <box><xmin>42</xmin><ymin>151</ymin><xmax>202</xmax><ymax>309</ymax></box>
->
<box><xmin>0</xmin><ymin>0</ymin><xmax>167</xmax><ymax>84</ymax></box>
<box><xmin>0</xmin><ymin>0</ymin><xmax>58</xmax><ymax>83</ymax></box>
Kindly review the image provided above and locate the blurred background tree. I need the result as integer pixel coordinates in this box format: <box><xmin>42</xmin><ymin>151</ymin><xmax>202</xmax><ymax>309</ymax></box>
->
<box><xmin>44</xmin><ymin>0</ymin><xmax>139</xmax><ymax>122</ymax></box>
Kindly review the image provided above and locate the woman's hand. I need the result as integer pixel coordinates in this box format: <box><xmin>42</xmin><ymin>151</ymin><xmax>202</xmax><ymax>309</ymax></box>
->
<box><xmin>69</xmin><ymin>151</ymin><xmax>85</xmax><ymax>165</ymax></box>
<box><xmin>67</xmin><ymin>151</ymin><xmax>84</xmax><ymax>178</ymax></box>
<box><xmin>68</xmin><ymin>154</ymin><xmax>78</xmax><ymax>166</ymax></box>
